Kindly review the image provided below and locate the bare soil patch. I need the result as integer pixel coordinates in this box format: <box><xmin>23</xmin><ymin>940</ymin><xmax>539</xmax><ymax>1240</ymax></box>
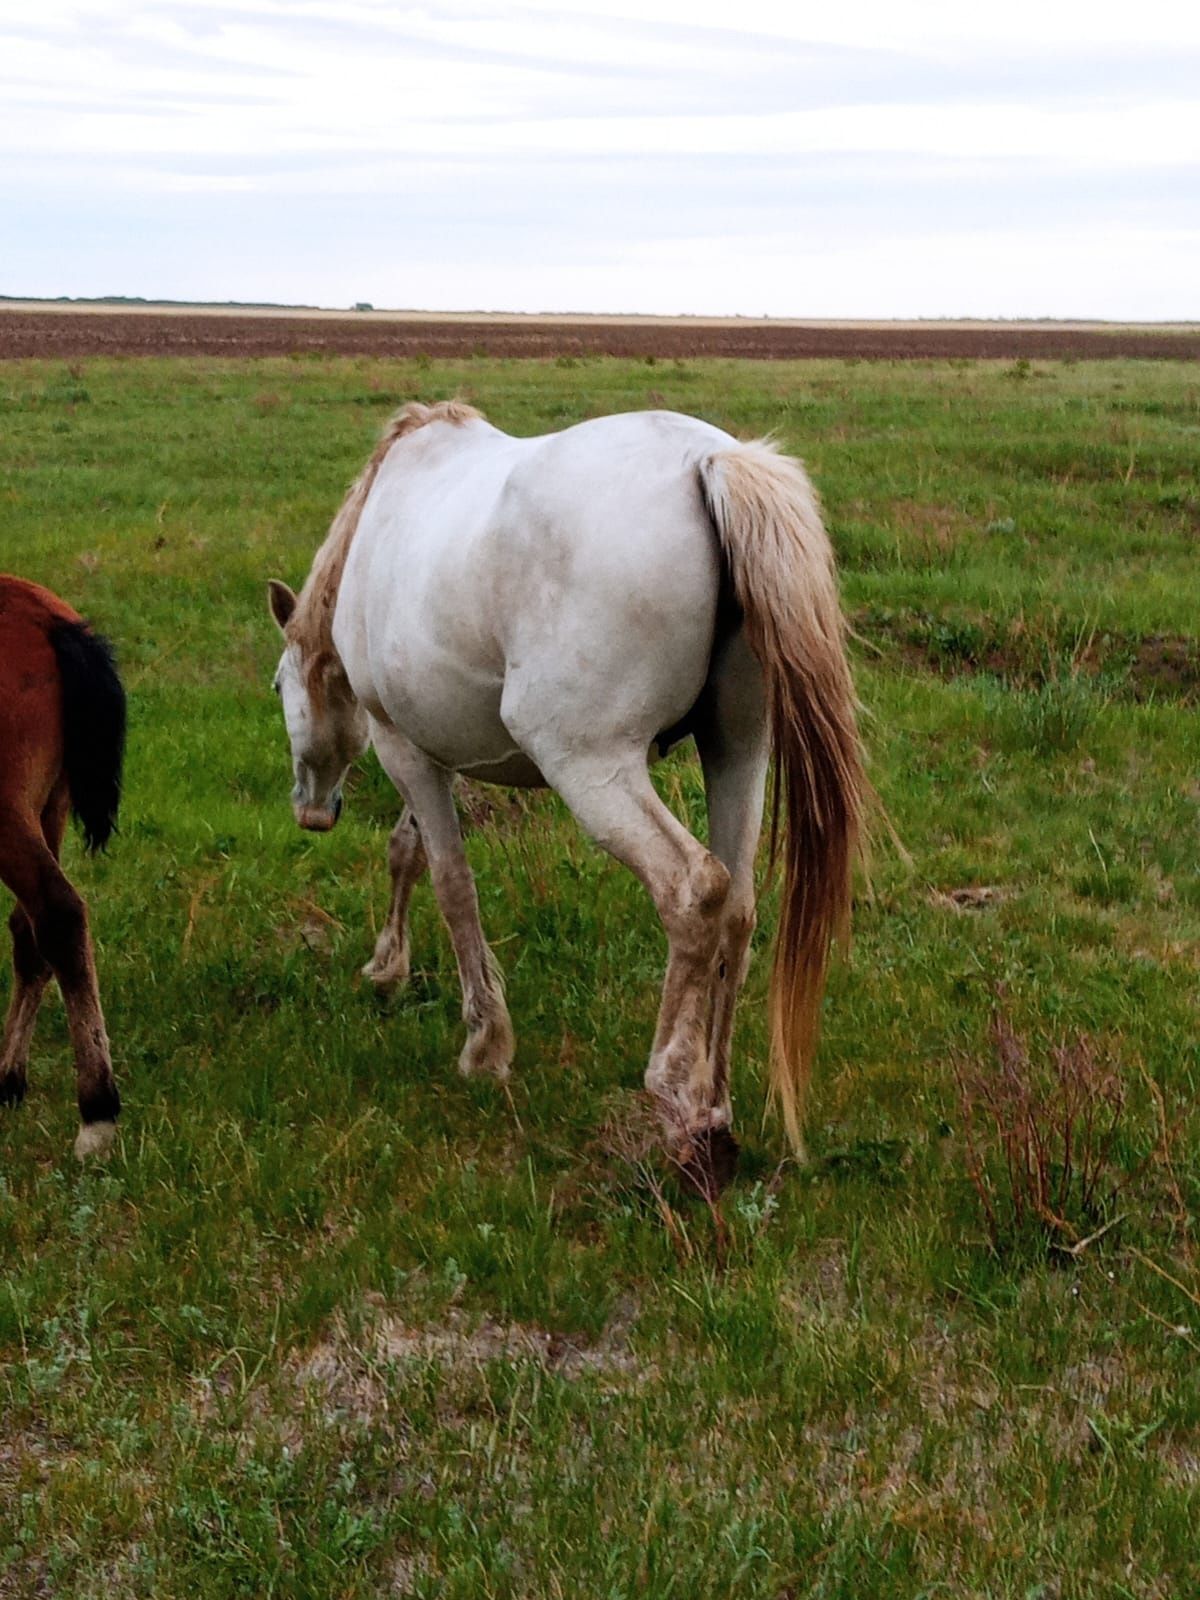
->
<box><xmin>858</xmin><ymin>607</ymin><xmax>1200</xmax><ymax>703</ymax></box>
<box><xmin>3</xmin><ymin>309</ymin><xmax>1199</xmax><ymax>362</ymax></box>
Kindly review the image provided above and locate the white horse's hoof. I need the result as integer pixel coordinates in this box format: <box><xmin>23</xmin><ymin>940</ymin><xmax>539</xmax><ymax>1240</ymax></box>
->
<box><xmin>362</xmin><ymin>924</ymin><xmax>411</xmax><ymax>989</ymax></box>
<box><xmin>361</xmin><ymin>953</ymin><xmax>410</xmax><ymax>992</ymax></box>
<box><xmin>74</xmin><ymin>1121</ymin><xmax>117</xmax><ymax>1161</ymax></box>
<box><xmin>677</xmin><ymin>1125</ymin><xmax>741</xmax><ymax>1194</ymax></box>
<box><xmin>457</xmin><ymin>1023</ymin><xmax>514</xmax><ymax>1082</ymax></box>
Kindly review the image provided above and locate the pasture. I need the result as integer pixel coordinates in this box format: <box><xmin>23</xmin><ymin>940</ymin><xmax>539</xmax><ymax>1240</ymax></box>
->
<box><xmin>1</xmin><ymin>353</ymin><xmax>1198</xmax><ymax>1597</ymax></box>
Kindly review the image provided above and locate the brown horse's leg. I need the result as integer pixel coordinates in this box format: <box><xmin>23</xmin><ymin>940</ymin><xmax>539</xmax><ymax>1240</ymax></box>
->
<box><xmin>0</xmin><ymin>808</ymin><xmax>119</xmax><ymax>1156</ymax></box>
<box><xmin>0</xmin><ymin>784</ymin><xmax>68</xmax><ymax>1106</ymax></box>
<box><xmin>0</xmin><ymin>905</ymin><xmax>51</xmax><ymax>1106</ymax></box>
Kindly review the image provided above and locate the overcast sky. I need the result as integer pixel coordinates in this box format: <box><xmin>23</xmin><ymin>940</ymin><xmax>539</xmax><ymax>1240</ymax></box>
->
<box><xmin>3</xmin><ymin>0</ymin><xmax>1198</xmax><ymax>317</ymax></box>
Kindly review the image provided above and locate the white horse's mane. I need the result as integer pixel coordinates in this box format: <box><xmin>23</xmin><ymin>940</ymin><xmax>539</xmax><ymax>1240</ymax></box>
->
<box><xmin>289</xmin><ymin>400</ymin><xmax>482</xmax><ymax>673</ymax></box>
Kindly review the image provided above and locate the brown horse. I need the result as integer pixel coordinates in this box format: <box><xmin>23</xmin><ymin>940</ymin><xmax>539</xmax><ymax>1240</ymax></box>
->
<box><xmin>0</xmin><ymin>576</ymin><xmax>125</xmax><ymax>1158</ymax></box>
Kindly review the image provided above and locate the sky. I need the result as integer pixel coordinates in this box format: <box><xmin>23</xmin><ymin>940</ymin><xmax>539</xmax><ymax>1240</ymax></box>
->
<box><xmin>3</xmin><ymin>0</ymin><xmax>1199</xmax><ymax>318</ymax></box>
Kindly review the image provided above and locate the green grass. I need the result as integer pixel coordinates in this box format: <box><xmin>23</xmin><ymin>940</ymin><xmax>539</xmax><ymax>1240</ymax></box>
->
<box><xmin>1</xmin><ymin>354</ymin><xmax>1198</xmax><ymax>1597</ymax></box>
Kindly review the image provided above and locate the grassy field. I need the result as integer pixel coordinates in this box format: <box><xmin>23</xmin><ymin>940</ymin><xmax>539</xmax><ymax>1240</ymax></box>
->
<box><xmin>1</xmin><ymin>354</ymin><xmax>1198</xmax><ymax>1598</ymax></box>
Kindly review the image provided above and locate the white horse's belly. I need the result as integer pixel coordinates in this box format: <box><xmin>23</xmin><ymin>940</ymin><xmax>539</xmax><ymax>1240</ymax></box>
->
<box><xmin>365</xmin><ymin>650</ymin><xmax>526</xmax><ymax>776</ymax></box>
<box><xmin>459</xmin><ymin>751</ymin><xmax>546</xmax><ymax>786</ymax></box>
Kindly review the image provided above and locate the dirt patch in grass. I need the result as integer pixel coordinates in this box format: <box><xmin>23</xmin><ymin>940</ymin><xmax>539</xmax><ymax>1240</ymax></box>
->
<box><xmin>273</xmin><ymin>899</ymin><xmax>343</xmax><ymax>954</ymax></box>
<box><xmin>929</xmin><ymin>885</ymin><xmax>1019</xmax><ymax>913</ymax></box>
<box><xmin>281</xmin><ymin>1299</ymin><xmax>646</xmax><ymax>1432</ymax></box>
<box><xmin>780</xmin><ymin>1242</ymin><xmax>854</xmax><ymax>1317</ymax></box>
<box><xmin>0</xmin><ymin>1551</ymin><xmax>52</xmax><ymax>1600</ymax></box>
<box><xmin>858</xmin><ymin>607</ymin><xmax>1200</xmax><ymax>703</ymax></box>
<box><xmin>373</xmin><ymin>1308</ymin><xmax>641</xmax><ymax>1379</ymax></box>
<box><xmin>1130</xmin><ymin>635</ymin><xmax>1200</xmax><ymax>700</ymax></box>
<box><xmin>0</xmin><ymin>1427</ymin><xmax>74</xmax><ymax>1598</ymax></box>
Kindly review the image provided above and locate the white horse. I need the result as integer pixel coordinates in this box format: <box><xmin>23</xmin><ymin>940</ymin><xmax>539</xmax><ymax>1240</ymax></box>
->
<box><xmin>268</xmin><ymin>401</ymin><xmax>865</xmax><ymax>1183</ymax></box>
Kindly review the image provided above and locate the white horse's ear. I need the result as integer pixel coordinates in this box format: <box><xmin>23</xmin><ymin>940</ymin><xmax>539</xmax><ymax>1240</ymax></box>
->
<box><xmin>268</xmin><ymin>579</ymin><xmax>297</xmax><ymax>631</ymax></box>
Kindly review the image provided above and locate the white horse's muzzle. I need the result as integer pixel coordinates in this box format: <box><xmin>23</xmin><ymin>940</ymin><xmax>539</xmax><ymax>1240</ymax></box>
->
<box><xmin>294</xmin><ymin>790</ymin><xmax>342</xmax><ymax>832</ymax></box>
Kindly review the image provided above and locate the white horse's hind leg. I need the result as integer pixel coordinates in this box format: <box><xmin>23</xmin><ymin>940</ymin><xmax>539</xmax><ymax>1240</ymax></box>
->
<box><xmin>695</xmin><ymin>635</ymin><xmax>770</xmax><ymax>1130</ymax></box>
<box><xmin>696</xmin><ymin>745</ymin><xmax>768</xmax><ymax>1127</ymax></box>
<box><xmin>362</xmin><ymin>807</ymin><xmax>425</xmax><ymax>992</ymax></box>
<box><xmin>370</xmin><ymin>723</ymin><xmax>514</xmax><ymax>1081</ymax></box>
<box><xmin>519</xmin><ymin>743</ymin><xmax>731</xmax><ymax>1164</ymax></box>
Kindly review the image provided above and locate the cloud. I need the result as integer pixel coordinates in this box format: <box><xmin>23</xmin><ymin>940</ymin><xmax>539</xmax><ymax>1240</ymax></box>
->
<box><xmin>1</xmin><ymin>0</ymin><xmax>1197</xmax><ymax>314</ymax></box>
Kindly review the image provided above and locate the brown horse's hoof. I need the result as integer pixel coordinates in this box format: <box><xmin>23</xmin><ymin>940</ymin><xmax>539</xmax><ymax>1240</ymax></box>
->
<box><xmin>678</xmin><ymin>1125</ymin><xmax>741</xmax><ymax>1197</ymax></box>
<box><xmin>0</xmin><ymin>1070</ymin><xmax>27</xmax><ymax>1108</ymax></box>
<box><xmin>74</xmin><ymin>1121</ymin><xmax>117</xmax><ymax>1161</ymax></box>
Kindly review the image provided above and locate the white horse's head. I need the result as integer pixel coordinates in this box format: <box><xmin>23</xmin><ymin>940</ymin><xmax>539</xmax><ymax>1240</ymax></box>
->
<box><xmin>267</xmin><ymin>579</ymin><xmax>369</xmax><ymax>832</ymax></box>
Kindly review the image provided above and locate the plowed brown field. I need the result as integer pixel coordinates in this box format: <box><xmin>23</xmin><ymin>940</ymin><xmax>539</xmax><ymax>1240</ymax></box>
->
<box><xmin>2</xmin><ymin>307</ymin><xmax>1198</xmax><ymax>361</ymax></box>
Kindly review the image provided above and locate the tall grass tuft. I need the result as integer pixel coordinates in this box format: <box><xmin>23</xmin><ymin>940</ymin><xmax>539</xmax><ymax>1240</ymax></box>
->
<box><xmin>955</xmin><ymin>1007</ymin><xmax>1130</xmax><ymax>1255</ymax></box>
<box><xmin>1011</xmin><ymin>670</ymin><xmax>1098</xmax><ymax>755</ymax></box>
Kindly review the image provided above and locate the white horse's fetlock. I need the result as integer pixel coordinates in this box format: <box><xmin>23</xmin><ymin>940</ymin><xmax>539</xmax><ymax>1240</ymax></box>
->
<box><xmin>644</xmin><ymin>1049</ymin><xmax>691</xmax><ymax>1108</ymax></box>
<box><xmin>646</xmin><ymin>1050</ymin><xmax>715</xmax><ymax>1131</ymax></box>
<box><xmin>649</xmin><ymin>1088</ymin><xmax>697</xmax><ymax>1154</ymax></box>
<box><xmin>648</xmin><ymin>1081</ymin><xmax>738</xmax><ymax>1184</ymax></box>
<box><xmin>74</xmin><ymin>1121</ymin><xmax>117</xmax><ymax>1161</ymax></box>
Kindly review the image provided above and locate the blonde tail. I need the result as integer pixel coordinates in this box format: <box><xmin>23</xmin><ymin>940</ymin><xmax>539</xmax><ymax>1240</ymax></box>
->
<box><xmin>699</xmin><ymin>441</ymin><xmax>867</xmax><ymax>1152</ymax></box>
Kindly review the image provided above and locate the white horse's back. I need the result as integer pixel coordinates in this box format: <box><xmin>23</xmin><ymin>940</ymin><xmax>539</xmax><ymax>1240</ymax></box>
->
<box><xmin>338</xmin><ymin>409</ymin><xmax>738</xmax><ymax>779</ymax></box>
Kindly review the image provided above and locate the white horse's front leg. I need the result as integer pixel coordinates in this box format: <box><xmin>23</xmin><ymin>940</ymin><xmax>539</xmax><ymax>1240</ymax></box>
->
<box><xmin>369</xmin><ymin>722</ymin><xmax>514</xmax><ymax>1082</ymax></box>
<box><xmin>362</xmin><ymin>807</ymin><xmax>425</xmax><ymax>993</ymax></box>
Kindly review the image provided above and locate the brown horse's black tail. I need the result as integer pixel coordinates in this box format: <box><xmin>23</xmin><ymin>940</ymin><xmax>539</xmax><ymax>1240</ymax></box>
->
<box><xmin>49</xmin><ymin>620</ymin><xmax>127</xmax><ymax>852</ymax></box>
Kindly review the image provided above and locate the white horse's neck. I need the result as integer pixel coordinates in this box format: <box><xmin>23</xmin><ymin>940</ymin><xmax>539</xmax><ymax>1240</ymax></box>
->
<box><xmin>290</xmin><ymin>400</ymin><xmax>484</xmax><ymax>670</ymax></box>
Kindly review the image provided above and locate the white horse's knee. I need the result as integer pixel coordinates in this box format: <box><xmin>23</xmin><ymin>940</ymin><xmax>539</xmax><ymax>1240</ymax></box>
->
<box><xmin>691</xmin><ymin>853</ymin><xmax>731</xmax><ymax>918</ymax></box>
<box><xmin>661</xmin><ymin>852</ymin><xmax>730</xmax><ymax>955</ymax></box>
